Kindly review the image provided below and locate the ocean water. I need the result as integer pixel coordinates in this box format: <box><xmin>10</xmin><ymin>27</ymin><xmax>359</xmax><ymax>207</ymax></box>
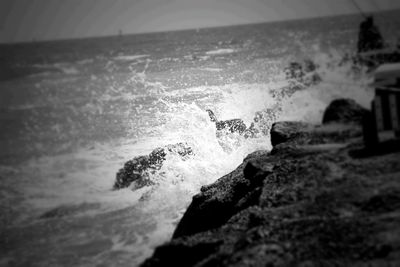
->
<box><xmin>1</xmin><ymin>10</ymin><xmax>400</xmax><ymax>266</ymax></box>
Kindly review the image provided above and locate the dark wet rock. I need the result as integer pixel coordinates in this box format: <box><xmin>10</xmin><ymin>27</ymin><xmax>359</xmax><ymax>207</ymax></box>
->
<box><xmin>243</xmin><ymin>150</ymin><xmax>270</xmax><ymax>162</ymax></box>
<box><xmin>216</xmin><ymin>119</ymin><xmax>247</xmax><ymax>134</ymax></box>
<box><xmin>359</xmin><ymin>190</ymin><xmax>400</xmax><ymax>213</ymax></box>
<box><xmin>114</xmin><ymin>155</ymin><xmax>154</xmax><ymax>190</ymax></box>
<box><xmin>172</xmin><ymin>158</ymin><xmax>271</xmax><ymax>239</ymax></box>
<box><xmin>270</xmin><ymin>121</ymin><xmax>313</xmax><ymax>147</ymax></box>
<box><xmin>322</xmin><ymin>98</ymin><xmax>368</xmax><ymax>124</ymax></box>
<box><xmin>270</xmin><ymin>120</ymin><xmax>363</xmax><ymax>148</ymax></box>
<box><xmin>113</xmin><ymin>142</ymin><xmax>194</xmax><ymax>190</ymax></box>
<box><xmin>142</xmin><ymin>239</ymin><xmax>223</xmax><ymax>267</ymax></box>
<box><xmin>206</xmin><ymin>109</ymin><xmax>247</xmax><ymax>135</ymax></box>
<box><xmin>206</xmin><ymin>108</ymin><xmax>278</xmax><ymax>140</ymax></box>
<box><xmin>243</xmin><ymin>160</ymin><xmax>274</xmax><ymax>180</ymax></box>
<box><xmin>141</xmin><ymin>98</ymin><xmax>400</xmax><ymax>266</ymax></box>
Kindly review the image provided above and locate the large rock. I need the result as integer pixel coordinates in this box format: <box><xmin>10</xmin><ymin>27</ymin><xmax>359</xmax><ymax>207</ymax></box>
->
<box><xmin>113</xmin><ymin>143</ymin><xmax>193</xmax><ymax>190</ymax></box>
<box><xmin>172</xmin><ymin>156</ymin><xmax>273</xmax><ymax>239</ymax></box>
<box><xmin>322</xmin><ymin>98</ymin><xmax>368</xmax><ymax>124</ymax></box>
<box><xmin>270</xmin><ymin>121</ymin><xmax>363</xmax><ymax>148</ymax></box>
<box><xmin>141</xmin><ymin>107</ymin><xmax>400</xmax><ymax>266</ymax></box>
<box><xmin>270</xmin><ymin>121</ymin><xmax>313</xmax><ymax>147</ymax></box>
<box><xmin>173</xmin><ymin>121</ymin><xmax>357</xmax><ymax>240</ymax></box>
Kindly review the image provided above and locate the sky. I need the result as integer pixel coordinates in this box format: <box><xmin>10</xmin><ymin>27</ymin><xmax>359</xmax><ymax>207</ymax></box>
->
<box><xmin>1</xmin><ymin>0</ymin><xmax>400</xmax><ymax>43</ymax></box>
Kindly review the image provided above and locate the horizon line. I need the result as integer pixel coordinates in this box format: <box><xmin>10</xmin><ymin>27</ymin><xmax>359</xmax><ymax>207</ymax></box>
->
<box><xmin>1</xmin><ymin>8</ymin><xmax>398</xmax><ymax>45</ymax></box>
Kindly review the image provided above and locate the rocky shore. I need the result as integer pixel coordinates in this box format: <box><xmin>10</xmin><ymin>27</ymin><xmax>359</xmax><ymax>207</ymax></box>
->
<box><xmin>140</xmin><ymin>98</ymin><xmax>400</xmax><ymax>266</ymax></box>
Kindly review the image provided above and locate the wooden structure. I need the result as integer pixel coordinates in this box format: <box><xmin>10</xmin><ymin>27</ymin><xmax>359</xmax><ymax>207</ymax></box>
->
<box><xmin>358</xmin><ymin>48</ymin><xmax>400</xmax><ymax>68</ymax></box>
<box><xmin>364</xmin><ymin>63</ymin><xmax>400</xmax><ymax>146</ymax></box>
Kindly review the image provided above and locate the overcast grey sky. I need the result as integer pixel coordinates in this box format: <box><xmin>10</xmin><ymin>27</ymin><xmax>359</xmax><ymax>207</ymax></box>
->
<box><xmin>1</xmin><ymin>0</ymin><xmax>400</xmax><ymax>43</ymax></box>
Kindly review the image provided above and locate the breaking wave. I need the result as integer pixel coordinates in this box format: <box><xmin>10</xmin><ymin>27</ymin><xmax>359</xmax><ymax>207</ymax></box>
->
<box><xmin>1</xmin><ymin>47</ymin><xmax>375</xmax><ymax>266</ymax></box>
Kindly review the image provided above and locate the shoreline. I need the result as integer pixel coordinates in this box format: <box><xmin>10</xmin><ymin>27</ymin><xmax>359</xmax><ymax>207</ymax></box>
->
<box><xmin>141</xmin><ymin>98</ymin><xmax>400</xmax><ymax>266</ymax></box>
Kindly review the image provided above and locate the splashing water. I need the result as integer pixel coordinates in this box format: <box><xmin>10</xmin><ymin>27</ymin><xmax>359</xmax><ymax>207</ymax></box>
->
<box><xmin>1</xmin><ymin>11</ymin><xmax>392</xmax><ymax>265</ymax></box>
<box><xmin>1</xmin><ymin>55</ymin><xmax>374</xmax><ymax>266</ymax></box>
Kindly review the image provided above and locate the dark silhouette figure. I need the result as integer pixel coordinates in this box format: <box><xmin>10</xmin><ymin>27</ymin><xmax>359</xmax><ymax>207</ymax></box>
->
<box><xmin>357</xmin><ymin>16</ymin><xmax>384</xmax><ymax>53</ymax></box>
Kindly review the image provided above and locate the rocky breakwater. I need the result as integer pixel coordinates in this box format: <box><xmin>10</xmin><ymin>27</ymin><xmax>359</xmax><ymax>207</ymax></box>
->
<box><xmin>141</xmin><ymin>98</ymin><xmax>400</xmax><ymax>266</ymax></box>
<box><xmin>113</xmin><ymin>142</ymin><xmax>194</xmax><ymax>190</ymax></box>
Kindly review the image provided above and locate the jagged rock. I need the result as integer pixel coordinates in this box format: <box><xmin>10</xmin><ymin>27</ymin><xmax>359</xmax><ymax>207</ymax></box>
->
<box><xmin>243</xmin><ymin>160</ymin><xmax>274</xmax><ymax>180</ymax></box>
<box><xmin>243</xmin><ymin>150</ymin><xmax>270</xmax><ymax>162</ymax></box>
<box><xmin>141</xmin><ymin>237</ymin><xmax>223</xmax><ymax>267</ymax></box>
<box><xmin>206</xmin><ymin>109</ymin><xmax>247</xmax><ymax>134</ymax></box>
<box><xmin>270</xmin><ymin>121</ymin><xmax>314</xmax><ymax>147</ymax></box>
<box><xmin>270</xmin><ymin>121</ymin><xmax>364</xmax><ymax>148</ymax></box>
<box><xmin>206</xmin><ymin>108</ymin><xmax>279</xmax><ymax>140</ymax></box>
<box><xmin>172</xmin><ymin>159</ymin><xmax>270</xmax><ymax>239</ymax></box>
<box><xmin>113</xmin><ymin>142</ymin><xmax>194</xmax><ymax>190</ymax></box>
<box><xmin>322</xmin><ymin>98</ymin><xmax>368</xmax><ymax>124</ymax></box>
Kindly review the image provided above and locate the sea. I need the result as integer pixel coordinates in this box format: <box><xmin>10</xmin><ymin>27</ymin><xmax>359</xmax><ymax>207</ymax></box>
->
<box><xmin>1</xmin><ymin>9</ymin><xmax>400</xmax><ymax>266</ymax></box>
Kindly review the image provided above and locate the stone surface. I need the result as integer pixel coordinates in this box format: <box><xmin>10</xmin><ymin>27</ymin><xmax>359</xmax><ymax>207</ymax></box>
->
<box><xmin>113</xmin><ymin>142</ymin><xmax>194</xmax><ymax>190</ymax></box>
<box><xmin>206</xmin><ymin>109</ymin><xmax>247</xmax><ymax>135</ymax></box>
<box><xmin>270</xmin><ymin>121</ymin><xmax>313</xmax><ymax>147</ymax></box>
<box><xmin>322</xmin><ymin>98</ymin><xmax>368</xmax><ymax>124</ymax></box>
<box><xmin>270</xmin><ymin>121</ymin><xmax>363</xmax><ymax>148</ymax></box>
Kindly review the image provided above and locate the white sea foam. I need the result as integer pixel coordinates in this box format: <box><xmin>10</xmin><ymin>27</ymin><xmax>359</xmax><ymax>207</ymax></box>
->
<box><xmin>55</xmin><ymin>63</ymin><xmax>80</xmax><ymax>75</ymax></box>
<box><xmin>114</xmin><ymin>55</ymin><xmax>150</xmax><ymax>61</ymax></box>
<box><xmin>199</xmin><ymin>67</ymin><xmax>223</xmax><ymax>72</ymax></box>
<box><xmin>205</xmin><ymin>48</ymin><xmax>236</xmax><ymax>55</ymax></box>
